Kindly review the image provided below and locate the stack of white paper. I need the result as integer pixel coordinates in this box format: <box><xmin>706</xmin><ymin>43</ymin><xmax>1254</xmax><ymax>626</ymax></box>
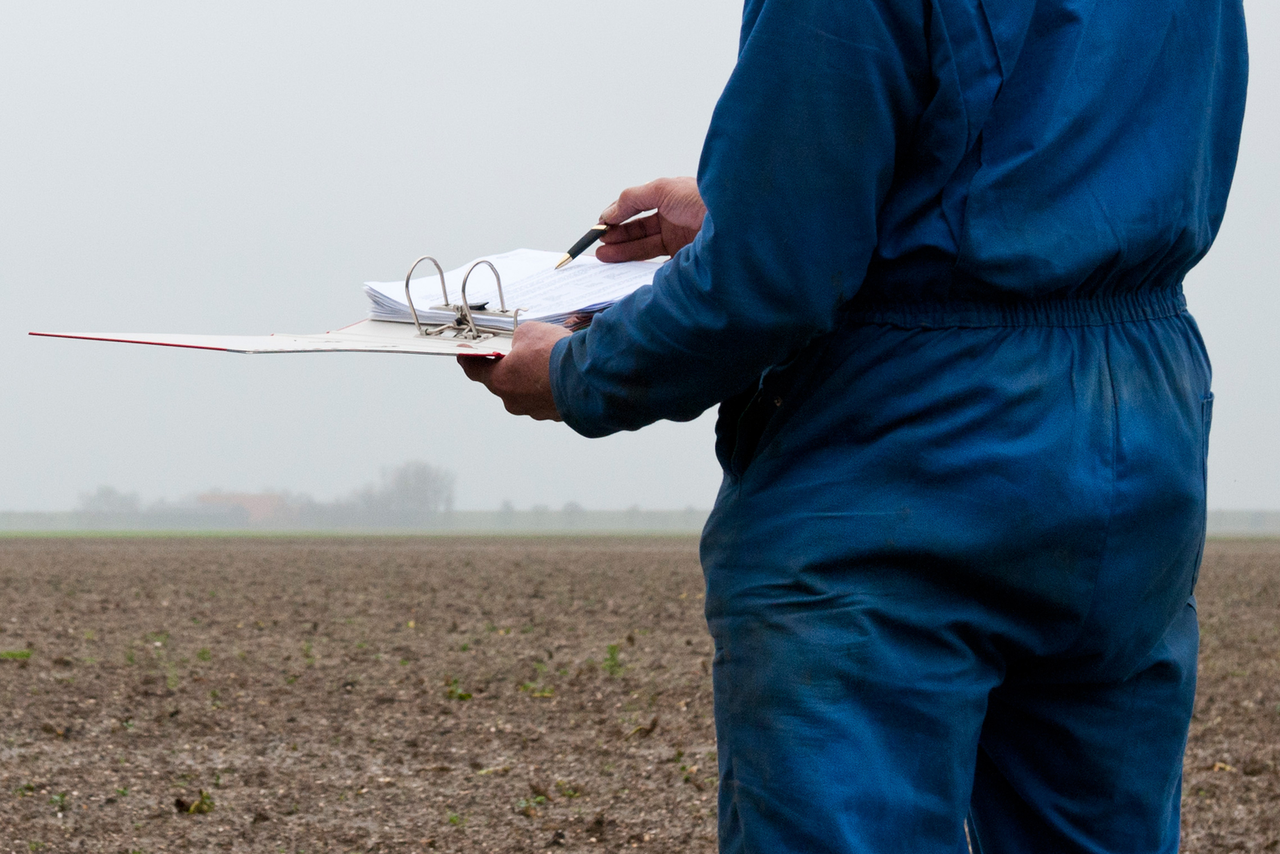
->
<box><xmin>363</xmin><ymin>248</ymin><xmax>662</xmax><ymax>331</ymax></box>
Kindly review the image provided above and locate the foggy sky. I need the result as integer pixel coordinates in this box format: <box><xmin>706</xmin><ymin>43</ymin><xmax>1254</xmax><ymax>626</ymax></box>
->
<box><xmin>1</xmin><ymin>1</ymin><xmax>1276</xmax><ymax>512</ymax></box>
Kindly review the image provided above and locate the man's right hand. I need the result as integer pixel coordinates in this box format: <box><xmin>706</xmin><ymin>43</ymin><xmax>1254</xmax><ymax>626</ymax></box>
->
<box><xmin>595</xmin><ymin>177</ymin><xmax>706</xmax><ymax>263</ymax></box>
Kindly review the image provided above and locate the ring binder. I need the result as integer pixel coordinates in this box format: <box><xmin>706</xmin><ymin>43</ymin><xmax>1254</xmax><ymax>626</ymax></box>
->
<box><xmin>32</xmin><ymin>246</ymin><xmax>661</xmax><ymax>358</ymax></box>
<box><xmin>403</xmin><ymin>255</ymin><xmax>524</xmax><ymax>343</ymax></box>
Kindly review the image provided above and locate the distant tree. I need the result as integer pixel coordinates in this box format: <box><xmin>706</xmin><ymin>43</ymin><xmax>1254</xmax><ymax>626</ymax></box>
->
<box><xmin>78</xmin><ymin>486</ymin><xmax>141</xmax><ymax>515</ymax></box>
<box><xmin>354</xmin><ymin>461</ymin><xmax>455</xmax><ymax>527</ymax></box>
<box><xmin>562</xmin><ymin>501</ymin><xmax>585</xmax><ymax>527</ymax></box>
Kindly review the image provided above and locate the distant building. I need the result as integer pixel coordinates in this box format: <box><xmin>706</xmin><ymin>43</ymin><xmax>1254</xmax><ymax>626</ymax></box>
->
<box><xmin>197</xmin><ymin>492</ymin><xmax>297</xmax><ymax>525</ymax></box>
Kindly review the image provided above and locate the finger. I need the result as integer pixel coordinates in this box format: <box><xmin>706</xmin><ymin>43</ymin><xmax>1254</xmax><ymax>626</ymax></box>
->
<box><xmin>598</xmin><ymin>213</ymin><xmax>662</xmax><ymax>244</ymax></box>
<box><xmin>509</xmin><ymin>319</ymin><xmax>571</xmax><ymax>348</ymax></box>
<box><xmin>457</xmin><ymin>354</ymin><xmax>499</xmax><ymax>383</ymax></box>
<box><xmin>595</xmin><ymin>232</ymin><xmax>669</xmax><ymax>263</ymax></box>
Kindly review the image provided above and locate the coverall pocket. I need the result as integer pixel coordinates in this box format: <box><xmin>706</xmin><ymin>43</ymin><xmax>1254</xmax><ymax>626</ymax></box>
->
<box><xmin>1201</xmin><ymin>393</ymin><xmax>1214</xmax><ymax>481</ymax></box>
<box><xmin>1190</xmin><ymin>392</ymin><xmax>1214</xmax><ymax>595</ymax></box>
<box><xmin>722</xmin><ymin>342</ymin><xmax>833</xmax><ymax>480</ymax></box>
<box><xmin>726</xmin><ymin>390</ymin><xmax>779</xmax><ymax>480</ymax></box>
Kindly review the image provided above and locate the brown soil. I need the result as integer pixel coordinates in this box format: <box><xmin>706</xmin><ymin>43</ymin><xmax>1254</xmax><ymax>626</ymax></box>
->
<box><xmin>1182</xmin><ymin>539</ymin><xmax>1280</xmax><ymax>852</ymax></box>
<box><xmin>0</xmin><ymin>536</ymin><xmax>1276</xmax><ymax>853</ymax></box>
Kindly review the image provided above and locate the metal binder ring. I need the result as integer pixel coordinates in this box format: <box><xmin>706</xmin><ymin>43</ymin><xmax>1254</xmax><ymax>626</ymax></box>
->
<box><xmin>403</xmin><ymin>256</ymin><xmax>447</xmax><ymax>336</ymax></box>
<box><xmin>459</xmin><ymin>259</ymin><xmax>503</xmax><ymax>339</ymax></box>
<box><xmin>461</xmin><ymin>259</ymin><xmax>505</xmax><ymax>312</ymax></box>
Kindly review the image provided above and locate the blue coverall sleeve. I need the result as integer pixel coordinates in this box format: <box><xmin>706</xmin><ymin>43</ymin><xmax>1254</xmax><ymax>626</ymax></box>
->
<box><xmin>549</xmin><ymin>0</ymin><xmax>929</xmax><ymax>437</ymax></box>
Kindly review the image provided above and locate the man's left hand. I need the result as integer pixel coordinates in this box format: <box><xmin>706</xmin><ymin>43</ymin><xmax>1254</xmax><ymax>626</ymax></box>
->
<box><xmin>457</xmin><ymin>321</ymin><xmax>571</xmax><ymax>420</ymax></box>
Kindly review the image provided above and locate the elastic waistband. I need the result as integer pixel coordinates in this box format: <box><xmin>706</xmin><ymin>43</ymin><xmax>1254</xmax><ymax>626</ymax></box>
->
<box><xmin>843</xmin><ymin>285</ymin><xmax>1186</xmax><ymax>328</ymax></box>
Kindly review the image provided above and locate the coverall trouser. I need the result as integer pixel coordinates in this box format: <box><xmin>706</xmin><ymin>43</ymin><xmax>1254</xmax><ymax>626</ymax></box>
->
<box><xmin>701</xmin><ymin>287</ymin><xmax>1210</xmax><ymax>854</ymax></box>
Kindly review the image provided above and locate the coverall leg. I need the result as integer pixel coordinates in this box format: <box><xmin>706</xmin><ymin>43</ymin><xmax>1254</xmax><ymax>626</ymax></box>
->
<box><xmin>701</xmin><ymin>291</ymin><xmax>1211</xmax><ymax>853</ymax></box>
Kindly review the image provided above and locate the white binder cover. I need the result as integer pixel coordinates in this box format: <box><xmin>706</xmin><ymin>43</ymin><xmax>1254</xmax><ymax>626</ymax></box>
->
<box><xmin>30</xmin><ymin>319</ymin><xmax>510</xmax><ymax>357</ymax></box>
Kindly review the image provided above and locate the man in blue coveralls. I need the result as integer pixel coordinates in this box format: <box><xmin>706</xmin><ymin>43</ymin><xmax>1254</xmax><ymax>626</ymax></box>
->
<box><xmin>461</xmin><ymin>0</ymin><xmax>1249</xmax><ymax>850</ymax></box>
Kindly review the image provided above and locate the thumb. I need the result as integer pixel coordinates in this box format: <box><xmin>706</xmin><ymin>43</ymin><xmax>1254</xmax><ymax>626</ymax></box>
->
<box><xmin>600</xmin><ymin>181</ymin><xmax>665</xmax><ymax>225</ymax></box>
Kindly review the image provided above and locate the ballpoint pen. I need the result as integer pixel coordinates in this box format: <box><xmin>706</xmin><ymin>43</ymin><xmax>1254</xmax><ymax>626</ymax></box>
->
<box><xmin>554</xmin><ymin>223</ymin><xmax>610</xmax><ymax>269</ymax></box>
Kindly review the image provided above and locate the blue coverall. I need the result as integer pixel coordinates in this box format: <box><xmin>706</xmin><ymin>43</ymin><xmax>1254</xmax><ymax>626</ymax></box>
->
<box><xmin>549</xmin><ymin>0</ymin><xmax>1248</xmax><ymax>850</ymax></box>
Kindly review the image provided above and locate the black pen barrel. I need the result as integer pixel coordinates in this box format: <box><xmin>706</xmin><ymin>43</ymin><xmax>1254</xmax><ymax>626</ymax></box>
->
<box><xmin>566</xmin><ymin>223</ymin><xmax>609</xmax><ymax>258</ymax></box>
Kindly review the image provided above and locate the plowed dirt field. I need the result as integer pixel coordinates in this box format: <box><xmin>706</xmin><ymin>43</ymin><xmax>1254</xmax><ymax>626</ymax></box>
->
<box><xmin>0</xmin><ymin>537</ymin><xmax>1276</xmax><ymax>853</ymax></box>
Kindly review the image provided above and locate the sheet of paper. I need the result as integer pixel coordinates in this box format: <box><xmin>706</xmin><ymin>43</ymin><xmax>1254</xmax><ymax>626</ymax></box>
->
<box><xmin>367</xmin><ymin>249</ymin><xmax>560</xmax><ymax>319</ymax></box>
<box><xmin>363</xmin><ymin>248</ymin><xmax>661</xmax><ymax>328</ymax></box>
<box><xmin>504</xmin><ymin>257</ymin><xmax>659</xmax><ymax>313</ymax></box>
